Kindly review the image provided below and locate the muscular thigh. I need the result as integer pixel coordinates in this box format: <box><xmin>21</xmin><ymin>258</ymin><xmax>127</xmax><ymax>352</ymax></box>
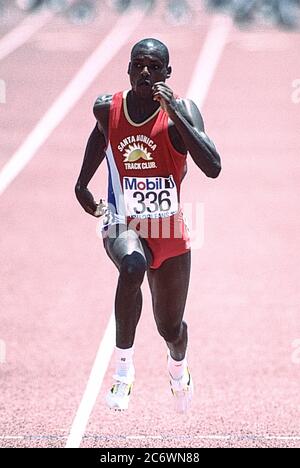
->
<box><xmin>147</xmin><ymin>251</ymin><xmax>191</xmax><ymax>319</ymax></box>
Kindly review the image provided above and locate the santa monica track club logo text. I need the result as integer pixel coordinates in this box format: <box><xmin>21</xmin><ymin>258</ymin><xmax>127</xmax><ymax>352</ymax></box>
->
<box><xmin>118</xmin><ymin>134</ymin><xmax>158</xmax><ymax>170</ymax></box>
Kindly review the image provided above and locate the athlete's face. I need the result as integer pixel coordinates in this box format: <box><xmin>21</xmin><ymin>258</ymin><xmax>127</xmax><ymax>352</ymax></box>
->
<box><xmin>128</xmin><ymin>47</ymin><xmax>171</xmax><ymax>98</ymax></box>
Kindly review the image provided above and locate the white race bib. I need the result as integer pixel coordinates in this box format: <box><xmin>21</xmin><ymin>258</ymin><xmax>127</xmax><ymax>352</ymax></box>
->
<box><xmin>123</xmin><ymin>175</ymin><xmax>178</xmax><ymax>219</ymax></box>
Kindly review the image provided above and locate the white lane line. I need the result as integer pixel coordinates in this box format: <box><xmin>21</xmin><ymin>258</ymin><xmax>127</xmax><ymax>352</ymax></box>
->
<box><xmin>0</xmin><ymin>9</ymin><xmax>147</xmax><ymax>196</ymax></box>
<box><xmin>187</xmin><ymin>15</ymin><xmax>232</xmax><ymax>107</ymax></box>
<box><xmin>65</xmin><ymin>15</ymin><xmax>232</xmax><ymax>449</ymax></box>
<box><xmin>0</xmin><ymin>9</ymin><xmax>54</xmax><ymax>62</ymax></box>
<box><xmin>65</xmin><ymin>314</ymin><xmax>116</xmax><ymax>448</ymax></box>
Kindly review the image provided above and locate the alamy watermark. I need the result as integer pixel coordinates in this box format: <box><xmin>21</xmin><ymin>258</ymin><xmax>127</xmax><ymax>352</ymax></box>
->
<box><xmin>0</xmin><ymin>79</ymin><xmax>6</xmax><ymax>104</ymax></box>
<box><xmin>291</xmin><ymin>339</ymin><xmax>300</xmax><ymax>365</ymax></box>
<box><xmin>291</xmin><ymin>79</ymin><xmax>300</xmax><ymax>104</ymax></box>
<box><xmin>96</xmin><ymin>200</ymin><xmax>205</xmax><ymax>250</ymax></box>
<box><xmin>0</xmin><ymin>339</ymin><xmax>6</xmax><ymax>364</ymax></box>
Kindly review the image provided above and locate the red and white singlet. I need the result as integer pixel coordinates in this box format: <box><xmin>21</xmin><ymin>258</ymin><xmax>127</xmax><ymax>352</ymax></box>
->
<box><xmin>103</xmin><ymin>90</ymin><xmax>190</xmax><ymax>269</ymax></box>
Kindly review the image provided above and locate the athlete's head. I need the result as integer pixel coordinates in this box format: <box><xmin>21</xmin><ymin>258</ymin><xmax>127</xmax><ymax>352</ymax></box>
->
<box><xmin>128</xmin><ymin>38</ymin><xmax>172</xmax><ymax>98</ymax></box>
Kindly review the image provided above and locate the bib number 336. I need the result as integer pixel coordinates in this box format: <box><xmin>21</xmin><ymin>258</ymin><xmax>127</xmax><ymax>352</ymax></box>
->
<box><xmin>123</xmin><ymin>175</ymin><xmax>178</xmax><ymax>219</ymax></box>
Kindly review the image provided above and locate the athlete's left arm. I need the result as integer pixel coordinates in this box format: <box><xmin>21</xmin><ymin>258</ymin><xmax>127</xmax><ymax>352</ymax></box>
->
<box><xmin>153</xmin><ymin>82</ymin><xmax>221</xmax><ymax>178</ymax></box>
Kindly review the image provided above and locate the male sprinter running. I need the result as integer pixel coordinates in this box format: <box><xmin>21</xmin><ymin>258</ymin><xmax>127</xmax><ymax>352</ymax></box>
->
<box><xmin>75</xmin><ymin>38</ymin><xmax>221</xmax><ymax>413</ymax></box>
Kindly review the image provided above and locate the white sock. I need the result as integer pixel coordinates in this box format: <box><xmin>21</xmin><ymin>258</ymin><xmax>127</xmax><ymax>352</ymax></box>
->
<box><xmin>115</xmin><ymin>346</ymin><xmax>135</xmax><ymax>380</ymax></box>
<box><xmin>168</xmin><ymin>354</ymin><xmax>187</xmax><ymax>380</ymax></box>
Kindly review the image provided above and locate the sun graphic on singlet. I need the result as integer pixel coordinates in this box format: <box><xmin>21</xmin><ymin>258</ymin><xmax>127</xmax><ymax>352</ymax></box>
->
<box><xmin>123</xmin><ymin>143</ymin><xmax>153</xmax><ymax>163</ymax></box>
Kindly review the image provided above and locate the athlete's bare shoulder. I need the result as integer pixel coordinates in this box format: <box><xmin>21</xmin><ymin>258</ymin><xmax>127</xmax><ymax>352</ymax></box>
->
<box><xmin>93</xmin><ymin>94</ymin><xmax>112</xmax><ymax>120</ymax></box>
<box><xmin>94</xmin><ymin>94</ymin><xmax>112</xmax><ymax>106</ymax></box>
<box><xmin>93</xmin><ymin>94</ymin><xmax>112</xmax><ymax>138</ymax></box>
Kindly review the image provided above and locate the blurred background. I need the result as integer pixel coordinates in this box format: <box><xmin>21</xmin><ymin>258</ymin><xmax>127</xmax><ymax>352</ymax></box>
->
<box><xmin>1</xmin><ymin>0</ymin><xmax>300</xmax><ymax>29</ymax></box>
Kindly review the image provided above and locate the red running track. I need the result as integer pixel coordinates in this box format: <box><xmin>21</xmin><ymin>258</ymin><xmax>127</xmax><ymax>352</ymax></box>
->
<box><xmin>0</xmin><ymin>5</ymin><xmax>300</xmax><ymax>448</ymax></box>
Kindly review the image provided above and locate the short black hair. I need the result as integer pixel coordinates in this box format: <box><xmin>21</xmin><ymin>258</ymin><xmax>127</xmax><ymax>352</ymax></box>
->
<box><xmin>131</xmin><ymin>38</ymin><xmax>169</xmax><ymax>66</ymax></box>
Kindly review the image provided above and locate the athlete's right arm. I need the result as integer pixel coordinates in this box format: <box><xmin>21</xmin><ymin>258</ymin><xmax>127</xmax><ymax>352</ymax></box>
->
<box><xmin>75</xmin><ymin>94</ymin><xmax>112</xmax><ymax>217</ymax></box>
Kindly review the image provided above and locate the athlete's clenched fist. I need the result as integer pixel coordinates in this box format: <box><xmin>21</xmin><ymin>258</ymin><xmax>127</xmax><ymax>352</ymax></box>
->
<box><xmin>152</xmin><ymin>82</ymin><xmax>178</xmax><ymax>114</ymax></box>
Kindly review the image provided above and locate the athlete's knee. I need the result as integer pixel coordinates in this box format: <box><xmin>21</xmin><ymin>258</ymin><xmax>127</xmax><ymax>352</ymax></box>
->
<box><xmin>156</xmin><ymin>321</ymin><xmax>181</xmax><ymax>343</ymax></box>
<box><xmin>119</xmin><ymin>252</ymin><xmax>147</xmax><ymax>287</ymax></box>
<box><xmin>157</xmin><ymin>320</ymin><xmax>187</xmax><ymax>344</ymax></box>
